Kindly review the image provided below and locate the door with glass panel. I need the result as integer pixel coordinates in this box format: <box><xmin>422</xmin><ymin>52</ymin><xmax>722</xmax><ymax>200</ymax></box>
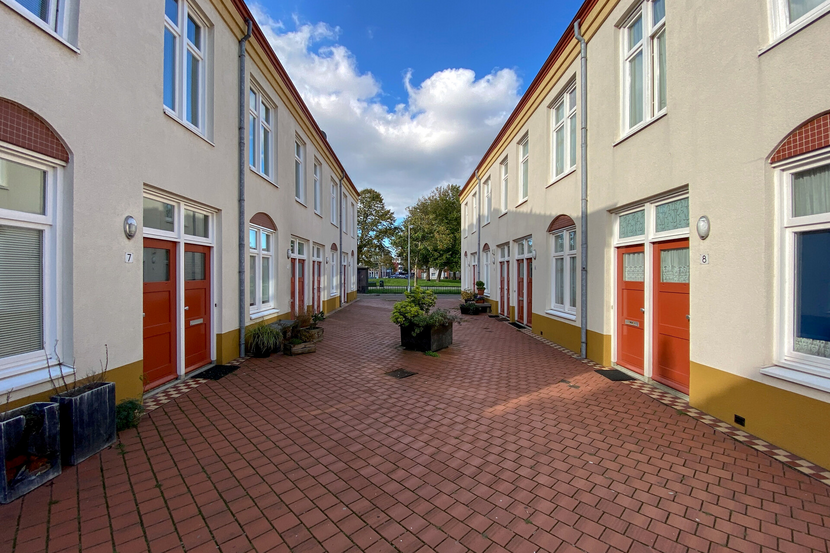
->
<box><xmin>499</xmin><ymin>260</ymin><xmax>509</xmax><ymax>316</ymax></box>
<box><xmin>297</xmin><ymin>258</ymin><xmax>306</xmax><ymax>315</ymax></box>
<box><xmin>184</xmin><ymin>244</ymin><xmax>211</xmax><ymax>372</ymax></box>
<box><xmin>617</xmin><ymin>245</ymin><xmax>645</xmax><ymax>374</ymax></box>
<box><xmin>517</xmin><ymin>260</ymin><xmax>525</xmax><ymax>324</ymax></box>
<box><xmin>652</xmin><ymin>239</ymin><xmax>690</xmax><ymax>393</ymax></box>
<box><xmin>143</xmin><ymin>239</ymin><xmax>177</xmax><ymax>390</ymax></box>
<box><xmin>527</xmin><ymin>260</ymin><xmax>533</xmax><ymax>326</ymax></box>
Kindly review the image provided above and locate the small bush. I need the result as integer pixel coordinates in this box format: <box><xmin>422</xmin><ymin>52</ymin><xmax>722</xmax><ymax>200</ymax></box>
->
<box><xmin>116</xmin><ymin>399</ymin><xmax>144</xmax><ymax>432</ymax></box>
<box><xmin>424</xmin><ymin>351</ymin><xmax>439</xmax><ymax>357</ymax></box>
<box><xmin>245</xmin><ymin>324</ymin><xmax>282</xmax><ymax>355</ymax></box>
<box><xmin>460</xmin><ymin>289</ymin><xmax>476</xmax><ymax>302</ymax></box>
<box><xmin>289</xmin><ymin>338</ymin><xmax>303</xmax><ymax>346</ymax></box>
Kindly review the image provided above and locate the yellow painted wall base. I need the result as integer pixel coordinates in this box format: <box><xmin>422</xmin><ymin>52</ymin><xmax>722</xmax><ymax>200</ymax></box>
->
<box><xmin>530</xmin><ymin>314</ymin><xmax>612</xmax><ymax>367</ymax></box>
<box><xmin>216</xmin><ymin>312</ymin><xmax>292</xmax><ymax>364</ymax></box>
<box><xmin>509</xmin><ymin>306</ymin><xmax>515</xmax><ymax>322</ymax></box>
<box><xmin>347</xmin><ymin>291</ymin><xmax>357</xmax><ymax>302</ymax></box>
<box><xmin>4</xmin><ymin>360</ymin><xmax>145</xmax><ymax>411</ymax></box>
<box><xmin>690</xmin><ymin>361</ymin><xmax>830</xmax><ymax>471</ymax></box>
<box><xmin>323</xmin><ymin>296</ymin><xmax>340</xmax><ymax>314</ymax></box>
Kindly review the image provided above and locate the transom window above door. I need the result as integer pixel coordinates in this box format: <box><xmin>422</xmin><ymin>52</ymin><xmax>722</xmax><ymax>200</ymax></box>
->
<box><xmin>615</xmin><ymin>194</ymin><xmax>688</xmax><ymax>244</ymax></box>
<box><xmin>143</xmin><ymin>195</ymin><xmax>212</xmax><ymax>242</ymax></box>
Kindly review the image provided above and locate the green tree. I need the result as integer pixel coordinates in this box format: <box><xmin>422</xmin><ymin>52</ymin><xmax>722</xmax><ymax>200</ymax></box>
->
<box><xmin>357</xmin><ymin>188</ymin><xmax>396</xmax><ymax>267</ymax></box>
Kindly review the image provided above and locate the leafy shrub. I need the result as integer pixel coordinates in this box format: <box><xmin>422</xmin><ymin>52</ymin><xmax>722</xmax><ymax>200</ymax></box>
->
<box><xmin>460</xmin><ymin>303</ymin><xmax>480</xmax><ymax>315</ymax></box>
<box><xmin>392</xmin><ymin>286</ymin><xmax>459</xmax><ymax>336</ymax></box>
<box><xmin>475</xmin><ymin>281</ymin><xmax>485</xmax><ymax>289</ymax></box>
<box><xmin>115</xmin><ymin>399</ymin><xmax>144</xmax><ymax>432</ymax></box>
<box><xmin>460</xmin><ymin>289</ymin><xmax>476</xmax><ymax>302</ymax></box>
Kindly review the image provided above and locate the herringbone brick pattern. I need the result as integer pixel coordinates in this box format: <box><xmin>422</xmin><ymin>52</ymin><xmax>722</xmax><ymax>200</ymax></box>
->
<box><xmin>1</xmin><ymin>296</ymin><xmax>829</xmax><ymax>553</ymax></box>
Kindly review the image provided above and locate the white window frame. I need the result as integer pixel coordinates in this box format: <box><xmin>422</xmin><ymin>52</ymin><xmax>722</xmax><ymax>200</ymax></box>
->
<box><xmin>248</xmin><ymin>86</ymin><xmax>275</xmax><ymax>181</ymax></box>
<box><xmin>768</xmin><ymin>0</ymin><xmax>830</xmax><ymax>43</ymax></box>
<box><xmin>0</xmin><ymin>145</ymin><xmax>66</xmax><ymax>392</ymax></box>
<box><xmin>551</xmin><ymin>83</ymin><xmax>577</xmax><ymax>180</ymax></box>
<box><xmin>482</xmin><ymin>249</ymin><xmax>490</xmax><ymax>295</ymax></box>
<box><xmin>330</xmin><ymin>250</ymin><xmax>338</xmax><ymax>295</ymax></box>
<box><xmin>294</xmin><ymin>138</ymin><xmax>306</xmax><ymax>204</ymax></box>
<box><xmin>249</xmin><ymin>224</ymin><xmax>275</xmax><ymax>315</ymax></box>
<box><xmin>483</xmin><ymin>179</ymin><xmax>491</xmax><ymax>225</ymax></box>
<box><xmin>762</xmin><ymin>150</ymin><xmax>830</xmax><ymax>392</ymax></box>
<box><xmin>313</xmin><ymin>160</ymin><xmax>322</xmax><ymax>214</ymax></box>
<box><xmin>342</xmin><ymin>191</ymin><xmax>347</xmax><ymax>234</ymax></box>
<box><xmin>463</xmin><ymin>201</ymin><xmax>468</xmax><ymax>237</ymax></box>
<box><xmin>163</xmin><ymin>0</ymin><xmax>208</xmax><ymax>134</ymax></box>
<box><xmin>501</xmin><ymin>158</ymin><xmax>509</xmax><ymax>213</ymax></box>
<box><xmin>471</xmin><ymin>192</ymin><xmax>477</xmax><ymax>234</ymax></box>
<box><xmin>621</xmin><ymin>0</ymin><xmax>666</xmax><ymax>135</ymax></box>
<box><xmin>519</xmin><ymin>136</ymin><xmax>529</xmax><ymax>203</ymax></box>
<box><xmin>2</xmin><ymin>0</ymin><xmax>79</xmax><ymax>47</ymax></box>
<box><xmin>351</xmin><ymin>201</ymin><xmax>356</xmax><ymax>238</ymax></box>
<box><xmin>330</xmin><ymin>179</ymin><xmax>338</xmax><ymax>225</ymax></box>
<box><xmin>549</xmin><ymin>227</ymin><xmax>577</xmax><ymax>319</ymax></box>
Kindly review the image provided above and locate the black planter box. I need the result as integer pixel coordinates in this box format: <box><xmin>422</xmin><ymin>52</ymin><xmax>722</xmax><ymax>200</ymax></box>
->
<box><xmin>51</xmin><ymin>382</ymin><xmax>116</xmax><ymax>466</ymax></box>
<box><xmin>0</xmin><ymin>402</ymin><xmax>61</xmax><ymax>504</ymax></box>
<box><xmin>400</xmin><ymin>323</ymin><xmax>453</xmax><ymax>352</ymax></box>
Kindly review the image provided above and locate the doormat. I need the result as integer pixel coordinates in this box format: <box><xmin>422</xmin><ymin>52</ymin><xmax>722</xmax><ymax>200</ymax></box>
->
<box><xmin>194</xmin><ymin>365</ymin><xmax>240</xmax><ymax>380</ymax></box>
<box><xmin>508</xmin><ymin>322</ymin><xmax>526</xmax><ymax>329</ymax></box>
<box><xmin>595</xmin><ymin>369</ymin><xmax>636</xmax><ymax>381</ymax></box>
<box><xmin>385</xmin><ymin>369</ymin><xmax>416</xmax><ymax>379</ymax></box>
<box><xmin>488</xmin><ymin>314</ymin><xmax>501</xmax><ymax>318</ymax></box>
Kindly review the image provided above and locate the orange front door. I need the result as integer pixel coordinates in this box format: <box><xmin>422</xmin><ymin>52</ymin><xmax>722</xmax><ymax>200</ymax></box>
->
<box><xmin>500</xmin><ymin>261</ymin><xmax>510</xmax><ymax>316</ymax></box>
<box><xmin>312</xmin><ymin>260</ymin><xmax>321</xmax><ymax>312</ymax></box>
<box><xmin>617</xmin><ymin>245</ymin><xmax>645</xmax><ymax>374</ymax></box>
<box><xmin>184</xmin><ymin>244</ymin><xmax>211</xmax><ymax>373</ymax></box>
<box><xmin>517</xmin><ymin>260</ymin><xmax>525</xmax><ymax>324</ymax></box>
<box><xmin>290</xmin><ymin>258</ymin><xmax>296</xmax><ymax>315</ymax></box>
<box><xmin>298</xmin><ymin>259</ymin><xmax>306</xmax><ymax>314</ymax></box>
<box><xmin>652</xmin><ymin>239</ymin><xmax>690</xmax><ymax>393</ymax></box>
<box><xmin>143</xmin><ymin>239</ymin><xmax>177</xmax><ymax>390</ymax></box>
<box><xmin>527</xmin><ymin>260</ymin><xmax>533</xmax><ymax>327</ymax></box>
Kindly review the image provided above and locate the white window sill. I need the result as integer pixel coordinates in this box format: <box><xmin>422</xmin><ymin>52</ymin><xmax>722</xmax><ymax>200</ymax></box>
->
<box><xmin>515</xmin><ymin>199</ymin><xmax>529</xmax><ymax>209</ymax></box>
<box><xmin>1</xmin><ymin>0</ymin><xmax>80</xmax><ymax>54</ymax></box>
<box><xmin>250</xmin><ymin>167</ymin><xmax>277</xmax><ymax>187</ymax></box>
<box><xmin>331</xmin><ymin>221</ymin><xmax>338</xmax><ymax>228</ymax></box>
<box><xmin>545</xmin><ymin>309</ymin><xmax>577</xmax><ymax>321</ymax></box>
<box><xmin>760</xmin><ymin>365</ymin><xmax>830</xmax><ymax>394</ymax></box>
<box><xmin>499</xmin><ymin>212</ymin><xmax>508</xmax><ymax>219</ymax></box>
<box><xmin>163</xmin><ymin>109</ymin><xmax>214</xmax><ymax>147</ymax></box>
<box><xmin>250</xmin><ymin>307</ymin><xmax>280</xmax><ymax>320</ymax></box>
<box><xmin>314</xmin><ymin>211</ymin><xmax>322</xmax><ymax>218</ymax></box>
<box><xmin>547</xmin><ymin>167</ymin><xmax>576</xmax><ymax>189</ymax></box>
<box><xmin>295</xmin><ymin>198</ymin><xmax>307</xmax><ymax>208</ymax></box>
<box><xmin>0</xmin><ymin>361</ymin><xmax>76</xmax><ymax>395</ymax></box>
<box><xmin>614</xmin><ymin>111</ymin><xmax>668</xmax><ymax>147</ymax></box>
<box><xmin>482</xmin><ymin>221</ymin><xmax>491</xmax><ymax>227</ymax></box>
<box><xmin>760</xmin><ymin>5</ymin><xmax>830</xmax><ymax>56</ymax></box>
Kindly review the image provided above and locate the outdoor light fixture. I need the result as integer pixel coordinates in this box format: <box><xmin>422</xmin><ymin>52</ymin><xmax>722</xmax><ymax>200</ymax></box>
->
<box><xmin>532</xmin><ymin>250</ymin><xmax>537</xmax><ymax>259</ymax></box>
<box><xmin>696</xmin><ymin>215</ymin><xmax>710</xmax><ymax>240</ymax></box>
<box><xmin>124</xmin><ymin>216</ymin><xmax>137</xmax><ymax>239</ymax></box>
<box><xmin>287</xmin><ymin>248</ymin><xmax>291</xmax><ymax>259</ymax></box>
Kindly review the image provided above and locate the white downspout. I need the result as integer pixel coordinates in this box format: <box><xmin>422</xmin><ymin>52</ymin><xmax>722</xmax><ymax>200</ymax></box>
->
<box><xmin>574</xmin><ymin>20</ymin><xmax>589</xmax><ymax>359</ymax></box>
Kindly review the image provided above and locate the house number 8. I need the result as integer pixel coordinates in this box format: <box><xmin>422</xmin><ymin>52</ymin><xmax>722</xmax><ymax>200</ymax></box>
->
<box><xmin>700</xmin><ymin>254</ymin><xmax>709</xmax><ymax>265</ymax></box>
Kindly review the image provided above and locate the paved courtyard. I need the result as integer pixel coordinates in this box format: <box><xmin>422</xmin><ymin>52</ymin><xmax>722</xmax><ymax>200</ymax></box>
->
<box><xmin>2</xmin><ymin>296</ymin><xmax>830</xmax><ymax>553</ymax></box>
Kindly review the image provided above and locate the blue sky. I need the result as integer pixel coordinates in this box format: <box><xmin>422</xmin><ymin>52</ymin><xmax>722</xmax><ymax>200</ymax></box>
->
<box><xmin>251</xmin><ymin>0</ymin><xmax>584</xmax><ymax>216</ymax></box>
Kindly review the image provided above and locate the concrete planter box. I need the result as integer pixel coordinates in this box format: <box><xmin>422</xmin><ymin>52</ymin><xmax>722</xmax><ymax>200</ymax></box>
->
<box><xmin>305</xmin><ymin>328</ymin><xmax>324</xmax><ymax>343</ymax></box>
<box><xmin>0</xmin><ymin>402</ymin><xmax>61</xmax><ymax>504</ymax></box>
<box><xmin>400</xmin><ymin>323</ymin><xmax>453</xmax><ymax>352</ymax></box>
<box><xmin>283</xmin><ymin>342</ymin><xmax>316</xmax><ymax>356</ymax></box>
<box><xmin>51</xmin><ymin>382</ymin><xmax>116</xmax><ymax>466</ymax></box>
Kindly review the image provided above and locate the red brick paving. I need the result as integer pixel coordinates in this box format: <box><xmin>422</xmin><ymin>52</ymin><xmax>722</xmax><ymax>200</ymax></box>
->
<box><xmin>2</xmin><ymin>296</ymin><xmax>830</xmax><ymax>553</ymax></box>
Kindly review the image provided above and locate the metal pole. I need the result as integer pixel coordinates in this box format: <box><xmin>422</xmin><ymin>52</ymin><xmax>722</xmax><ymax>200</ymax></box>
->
<box><xmin>237</xmin><ymin>19</ymin><xmax>252</xmax><ymax>358</ymax></box>
<box><xmin>574</xmin><ymin>20</ymin><xmax>589</xmax><ymax>359</ymax></box>
<box><xmin>407</xmin><ymin>223</ymin><xmax>411</xmax><ymax>292</ymax></box>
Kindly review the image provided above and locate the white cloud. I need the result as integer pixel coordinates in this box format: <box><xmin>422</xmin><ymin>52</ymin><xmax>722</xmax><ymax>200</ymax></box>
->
<box><xmin>250</xmin><ymin>5</ymin><xmax>522</xmax><ymax>216</ymax></box>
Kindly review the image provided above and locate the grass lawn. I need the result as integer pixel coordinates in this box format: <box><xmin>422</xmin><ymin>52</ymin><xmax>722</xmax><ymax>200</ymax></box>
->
<box><xmin>369</xmin><ymin>278</ymin><xmax>460</xmax><ymax>287</ymax></box>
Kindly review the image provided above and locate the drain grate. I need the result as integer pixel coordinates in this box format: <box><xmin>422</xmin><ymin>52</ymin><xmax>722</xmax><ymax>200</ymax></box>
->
<box><xmin>194</xmin><ymin>365</ymin><xmax>239</xmax><ymax>380</ymax></box>
<box><xmin>385</xmin><ymin>369</ymin><xmax>417</xmax><ymax>379</ymax></box>
<box><xmin>595</xmin><ymin>369</ymin><xmax>635</xmax><ymax>382</ymax></box>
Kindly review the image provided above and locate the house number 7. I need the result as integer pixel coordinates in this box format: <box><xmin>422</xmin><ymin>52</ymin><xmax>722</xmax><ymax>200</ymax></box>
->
<box><xmin>125</xmin><ymin>252</ymin><xmax>134</xmax><ymax>263</ymax></box>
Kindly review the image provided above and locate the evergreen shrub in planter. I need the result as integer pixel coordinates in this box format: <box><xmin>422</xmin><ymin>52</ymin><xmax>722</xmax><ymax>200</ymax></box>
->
<box><xmin>0</xmin><ymin>402</ymin><xmax>61</xmax><ymax>504</ymax></box>
<box><xmin>392</xmin><ymin>287</ymin><xmax>460</xmax><ymax>352</ymax></box>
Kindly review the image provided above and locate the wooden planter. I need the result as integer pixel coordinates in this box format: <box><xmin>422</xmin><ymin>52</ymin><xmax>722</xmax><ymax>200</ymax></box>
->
<box><xmin>400</xmin><ymin>323</ymin><xmax>453</xmax><ymax>352</ymax></box>
<box><xmin>51</xmin><ymin>382</ymin><xmax>116</xmax><ymax>466</ymax></box>
<box><xmin>283</xmin><ymin>342</ymin><xmax>316</xmax><ymax>356</ymax></box>
<box><xmin>0</xmin><ymin>402</ymin><xmax>61</xmax><ymax>504</ymax></box>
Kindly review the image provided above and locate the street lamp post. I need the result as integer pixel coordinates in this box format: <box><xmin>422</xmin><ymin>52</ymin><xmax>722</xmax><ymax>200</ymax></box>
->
<box><xmin>407</xmin><ymin>223</ymin><xmax>411</xmax><ymax>292</ymax></box>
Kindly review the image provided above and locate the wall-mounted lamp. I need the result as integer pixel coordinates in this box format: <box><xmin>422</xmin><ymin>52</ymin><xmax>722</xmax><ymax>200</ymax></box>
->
<box><xmin>124</xmin><ymin>216</ymin><xmax>137</xmax><ymax>240</ymax></box>
<box><xmin>696</xmin><ymin>216</ymin><xmax>710</xmax><ymax>240</ymax></box>
<box><xmin>532</xmin><ymin>250</ymin><xmax>537</xmax><ymax>260</ymax></box>
<box><xmin>287</xmin><ymin>248</ymin><xmax>291</xmax><ymax>259</ymax></box>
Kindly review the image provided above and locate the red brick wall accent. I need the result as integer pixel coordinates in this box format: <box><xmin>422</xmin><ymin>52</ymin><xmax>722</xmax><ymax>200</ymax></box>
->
<box><xmin>250</xmin><ymin>212</ymin><xmax>276</xmax><ymax>231</ymax></box>
<box><xmin>547</xmin><ymin>214</ymin><xmax>576</xmax><ymax>233</ymax></box>
<box><xmin>0</xmin><ymin>99</ymin><xmax>69</xmax><ymax>163</ymax></box>
<box><xmin>771</xmin><ymin>113</ymin><xmax>830</xmax><ymax>164</ymax></box>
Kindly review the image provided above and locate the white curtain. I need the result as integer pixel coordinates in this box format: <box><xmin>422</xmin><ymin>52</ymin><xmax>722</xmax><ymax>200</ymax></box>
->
<box><xmin>660</xmin><ymin>247</ymin><xmax>690</xmax><ymax>284</ymax></box>
<box><xmin>793</xmin><ymin>164</ymin><xmax>830</xmax><ymax>218</ymax></box>
<box><xmin>623</xmin><ymin>252</ymin><xmax>645</xmax><ymax>282</ymax></box>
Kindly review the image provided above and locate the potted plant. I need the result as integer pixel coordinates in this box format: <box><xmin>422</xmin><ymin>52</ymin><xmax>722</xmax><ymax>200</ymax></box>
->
<box><xmin>392</xmin><ymin>286</ymin><xmax>460</xmax><ymax>352</ymax></box>
<box><xmin>1</xmin><ymin>393</ymin><xmax>61</xmax><ymax>503</ymax></box>
<box><xmin>284</xmin><ymin>337</ymin><xmax>317</xmax><ymax>356</ymax></box>
<box><xmin>47</xmin><ymin>346</ymin><xmax>116</xmax><ymax>467</ymax></box>
<box><xmin>459</xmin><ymin>302</ymin><xmax>480</xmax><ymax>315</ymax></box>
<box><xmin>302</xmin><ymin>311</ymin><xmax>325</xmax><ymax>343</ymax></box>
<box><xmin>460</xmin><ymin>289</ymin><xmax>476</xmax><ymax>303</ymax></box>
<box><xmin>476</xmin><ymin>281</ymin><xmax>486</xmax><ymax>296</ymax></box>
<box><xmin>245</xmin><ymin>324</ymin><xmax>282</xmax><ymax>357</ymax></box>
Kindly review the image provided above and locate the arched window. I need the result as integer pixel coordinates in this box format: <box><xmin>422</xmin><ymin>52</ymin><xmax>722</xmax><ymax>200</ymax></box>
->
<box><xmin>548</xmin><ymin>215</ymin><xmax>577</xmax><ymax>316</ymax></box>
<box><xmin>0</xmin><ymin>99</ymin><xmax>70</xmax><ymax>386</ymax></box>
<box><xmin>249</xmin><ymin>213</ymin><xmax>276</xmax><ymax>313</ymax></box>
<box><xmin>330</xmin><ymin>243</ymin><xmax>338</xmax><ymax>295</ymax></box>
<box><xmin>481</xmin><ymin>244</ymin><xmax>491</xmax><ymax>295</ymax></box>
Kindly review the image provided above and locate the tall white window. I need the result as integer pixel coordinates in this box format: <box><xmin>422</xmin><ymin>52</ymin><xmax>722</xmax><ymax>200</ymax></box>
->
<box><xmin>471</xmin><ymin>192</ymin><xmax>477</xmax><ymax>234</ymax></box>
<box><xmin>294</xmin><ymin>139</ymin><xmax>305</xmax><ymax>203</ymax></box>
<box><xmin>313</xmin><ymin>161</ymin><xmax>321</xmax><ymax>213</ymax></box>
<box><xmin>482</xmin><ymin>250</ymin><xmax>490</xmax><ymax>294</ymax></box>
<box><xmin>622</xmin><ymin>0</ymin><xmax>666</xmax><ymax>133</ymax></box>
<box><xmin>351</xmin><ymin>201</ymin><xmax>356</xmax><ymax>238</ymax></box>
<box><xmin>249</xmin><ymin>226</ymin><xmax>274</xmax><ymax>313</ymax></box>
<box><xmin>767</xmin><ymin>157</ymin><xmax>830</xmax><ymax>389</ymax></box>
<box><xmin>331</xmin><ymin>179</ymin><xmax>337</xmax><ymax>225</ymax></box>
<box><xmin>771</xmin><ymin>0</ymin><xmax>830</xmax><ymax>37</ymax></box>
<box><xmin>342</xmin><ymin>192</ymin><xmax>347</xmax><ymax>233</ymax></box>
<box><xmin>330</xmin><ymin>251</ymin><xmax>338</xmax><ymax>295</ymax></box>
<box><xmin>552</xmin><ymin>84</ymin><xmax>577</xmax><ymax>178</ymax></box>
<box><xmin>501</xmin><ymin>159</ymin><xmax>509</xmax><ymax>212</ymax></box>
<box><xmin>249</xmin><ymin>88</ymin><xmax>274</xmax><ymax>179</ymax></box>
<box><xmin>484</xmin><ymin>179</ymin><xmax>491</xmax><ymax>225</ymax></box>
<box><xmin>519</xmin><ymin>137</ymin><xmax>529</xmax><ymax>202</ymax></box>
<box><xmin>164</xmin><ymin>0</ymin><xmax>207</xmax><ymax>132</ymax></box>
<box><xmin>9</xmin><ymin>0</ymin><xmax>78</xmax><ymax>41</ymax></box>
<box><xmin>0</xmin><ymin>151</ymin><xmax>62</xmax><ymax>381</ymax></box>
<box><xmin>463</xmin><ymin>202</ymin><xmax>468</xmax><ymax>237</ymax></box>
<box><xmin>551</xmin><ymin>228</ymin><xmax>577</xmax><ymax>316</ymax></box>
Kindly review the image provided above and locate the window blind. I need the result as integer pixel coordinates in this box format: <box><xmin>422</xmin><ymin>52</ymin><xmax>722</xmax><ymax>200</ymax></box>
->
<box><xmin>0</xmin><ymin>225</ymin><xmax>43</xmax><ymax>359</ymax></box>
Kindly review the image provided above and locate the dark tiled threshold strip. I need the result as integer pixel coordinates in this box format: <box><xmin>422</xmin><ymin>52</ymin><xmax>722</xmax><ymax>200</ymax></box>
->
<box><xmin>518</xmin><ymin>327</ymin><xmax>830</xmax><ymax>486</ymax></box>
